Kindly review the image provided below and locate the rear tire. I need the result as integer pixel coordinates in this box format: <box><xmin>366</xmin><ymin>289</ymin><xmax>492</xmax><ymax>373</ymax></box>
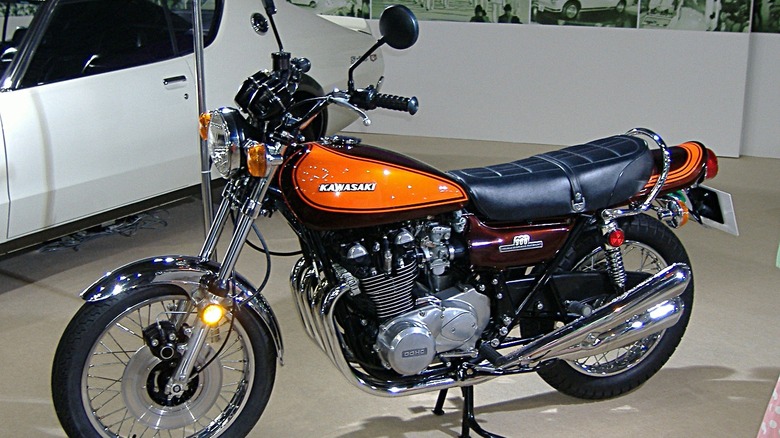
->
<box><xmin>52</xmin><ymin>286</ymin><xmax>276</xmax><ymax>437</ymax></box>
<box><xmin>535</xmin><ymin>214</ymin><xmax>693</xmax><ymax>399</ymax></box>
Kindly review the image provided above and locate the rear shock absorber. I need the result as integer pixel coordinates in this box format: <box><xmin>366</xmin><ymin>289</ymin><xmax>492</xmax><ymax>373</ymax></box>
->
<box><xmin>600</xmin><ymin>220</ymin><xmax>627</xmax><ymax>291</ymax></box>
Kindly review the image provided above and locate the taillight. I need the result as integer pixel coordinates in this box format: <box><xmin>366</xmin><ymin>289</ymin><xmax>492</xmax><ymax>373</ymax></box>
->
<box><xmin>704</xmin><ymin>148</ymin><xmax>719</xmax><ymax>180</ymax></box>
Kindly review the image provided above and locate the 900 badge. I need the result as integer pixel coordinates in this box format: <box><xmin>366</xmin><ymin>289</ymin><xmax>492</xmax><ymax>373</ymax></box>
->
<box><xmin>499</xmin><ymin>234</ymin><xmax>543</xmax><ymax>253</ymax></box>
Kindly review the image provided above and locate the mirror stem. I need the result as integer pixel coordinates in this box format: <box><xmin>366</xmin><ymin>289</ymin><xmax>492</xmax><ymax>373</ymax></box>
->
<box><xmin>267</xmin><ymin>13</ymin><xmax>284</xmax><ymax>52</ymax></box>
<box><xmin>348</xmin><ymin>38</ymin><xmax>384</xmax><ymax>92</ymax></box>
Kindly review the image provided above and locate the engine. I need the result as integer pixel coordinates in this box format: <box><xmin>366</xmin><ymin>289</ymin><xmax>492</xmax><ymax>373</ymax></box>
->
<box><xmin>328</xmin><ymin>213</ymin><xmax>491</xmax><ymax>376</ymax></box>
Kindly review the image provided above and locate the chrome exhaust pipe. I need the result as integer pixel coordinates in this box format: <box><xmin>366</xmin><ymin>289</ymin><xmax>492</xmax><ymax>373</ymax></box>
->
<box><xmin>496</xmin><ymin>263</ymin><xmax>691</xmax><ymax>370</ymax></box>
<box><xmin>290</xmin><ymin>258</ymin><xmax>494</xmax><ymax>397</ymax></box>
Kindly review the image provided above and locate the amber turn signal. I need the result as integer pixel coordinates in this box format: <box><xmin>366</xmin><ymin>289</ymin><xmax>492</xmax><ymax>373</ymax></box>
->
<box><xmin>246</xmin><ymin>141</ymin><xmax>268</xmax><ymax>177</ymax></box>
<box><xmin>201</xmin><ymin>304</ymin><xmax>225</xmax><ymax>326</ymax></box>
<box><xmin>198</xmin><ymin>112</ymin><xmax>212</xmax><ymax>141</ymax></box>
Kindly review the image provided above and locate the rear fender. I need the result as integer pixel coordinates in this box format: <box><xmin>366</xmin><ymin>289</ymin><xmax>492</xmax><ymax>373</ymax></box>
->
<box><xmin>80</xmin><ymin>255</ymin><xmax>284</xmax><ymax>363</ymax></box>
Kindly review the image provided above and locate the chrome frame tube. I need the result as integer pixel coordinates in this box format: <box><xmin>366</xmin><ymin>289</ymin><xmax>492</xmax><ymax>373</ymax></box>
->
<box><xmin>603</xmin><ymin>128</ymin><xmax>672</xmax><ymax>221</ymax></box>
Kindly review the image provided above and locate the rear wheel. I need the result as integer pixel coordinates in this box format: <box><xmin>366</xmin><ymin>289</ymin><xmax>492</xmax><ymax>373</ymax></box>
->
<box><xmin>534</xmin><ymin>214</ymin><xmax>693</xmax><ymax>399</ymax></box>
<box><xmin>52</xmin><ymin>286</ymin><xmax>276</xmax><ymax>437</ymax></box>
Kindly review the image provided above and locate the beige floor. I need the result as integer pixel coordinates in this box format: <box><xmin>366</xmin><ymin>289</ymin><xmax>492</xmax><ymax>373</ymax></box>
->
<box><xmin>1</xmin><ymin>134</ymin><xmax>779</xmax><ymax>437</ymax></box>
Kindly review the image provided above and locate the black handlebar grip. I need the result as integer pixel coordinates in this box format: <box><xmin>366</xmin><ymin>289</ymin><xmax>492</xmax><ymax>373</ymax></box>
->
<box><xmin>375</xmin><ymin>93</ymin><xmax>419</xmax><ymax>115</ymax></box>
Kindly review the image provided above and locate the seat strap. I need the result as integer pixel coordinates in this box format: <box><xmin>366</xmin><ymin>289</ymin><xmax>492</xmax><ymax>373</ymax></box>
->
<box><xmin>537</xmin><ymin>153</ymin><xmax>586</xmax><ymax>212</ymax></box>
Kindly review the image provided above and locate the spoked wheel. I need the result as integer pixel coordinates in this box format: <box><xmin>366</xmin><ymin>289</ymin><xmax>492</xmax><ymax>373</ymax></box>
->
<box><xmin>52</xmin><ymin>286</ymin><xmax>276</xmax><ymax>437</ymax></box>
<box><xmin>565</xmin><ymin>241</ymin><xmax>668</xmax><ymax>377</ymax></box>
<box><xmin>534</xmin><ymin>214</ymin><xmax>693</xmax><ymax>399</ymax></box>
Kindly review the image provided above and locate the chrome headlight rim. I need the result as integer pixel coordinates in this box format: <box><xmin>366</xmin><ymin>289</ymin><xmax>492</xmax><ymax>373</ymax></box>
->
<box><xmin>207</xmin><ymin>108</ymin><xmax>244</xmax><ymax>178</ymax></box>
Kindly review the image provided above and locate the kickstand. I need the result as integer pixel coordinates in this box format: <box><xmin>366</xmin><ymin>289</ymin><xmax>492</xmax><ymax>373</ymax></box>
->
<box><xmin>433</xmin><ymin>389</ymin><xmax>448</xmax><ymax>416</ymax></box>
<box><xmin>430</xmin><ymin>387</ymin><xmax>506</xmax><ymax>438</ymax></box>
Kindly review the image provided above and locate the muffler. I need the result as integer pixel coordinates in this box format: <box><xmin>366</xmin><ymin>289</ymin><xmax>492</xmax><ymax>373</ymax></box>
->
<box><xmin>495</xmin><ymin>263</ymin><xmax>690</xmax><ymax>370</ymax></box>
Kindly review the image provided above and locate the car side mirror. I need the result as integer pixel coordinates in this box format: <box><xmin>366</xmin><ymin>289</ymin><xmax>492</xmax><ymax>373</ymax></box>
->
<box><xmin>379</xmin><ymin>5</ymin><xmax>419</xmax><ymax>50</ymax></box>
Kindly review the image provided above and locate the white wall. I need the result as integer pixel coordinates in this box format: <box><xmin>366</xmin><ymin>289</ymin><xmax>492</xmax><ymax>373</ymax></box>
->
<box><xmin>346</xmin><ymin>20</ymin><xmax>765</xmax><ymax>158</ymax></box>
<box><xmin>742</xmin><ymin>33</ymin><xmax>780</xmax><ymax>159</ymax></box>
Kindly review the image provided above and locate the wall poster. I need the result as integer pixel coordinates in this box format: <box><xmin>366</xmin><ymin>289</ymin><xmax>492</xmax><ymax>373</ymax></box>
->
<box><xmin>294</xmin><ymin>0</ymin><xmax>776</xmax><ymax>32</ymax></box>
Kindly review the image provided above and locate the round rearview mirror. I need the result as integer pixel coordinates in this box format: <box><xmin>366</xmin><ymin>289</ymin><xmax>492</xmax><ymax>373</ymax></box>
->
<box><xmin>379</xmin><ymin>5</ymin><xmax>419</xmax><ymax>50</ymax></box>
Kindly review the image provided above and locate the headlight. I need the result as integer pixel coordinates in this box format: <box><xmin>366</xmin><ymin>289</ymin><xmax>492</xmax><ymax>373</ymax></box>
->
<box><xmin>207</xmin><ymin>108</ymin><xmax>243</xmax><ymax>178</ymax></box>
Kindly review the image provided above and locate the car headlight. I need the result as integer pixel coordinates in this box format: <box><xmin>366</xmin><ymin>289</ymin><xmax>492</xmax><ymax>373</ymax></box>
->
<box><xmin>207</xmin><ymin>108</ymin><xmax>243</xmax><ymax>178</ymax></box>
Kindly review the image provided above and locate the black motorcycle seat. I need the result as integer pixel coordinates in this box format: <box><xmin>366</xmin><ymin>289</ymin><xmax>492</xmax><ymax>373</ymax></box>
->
<box><xmin>447</xmin><ymin>135</ymin><xmax>654</xmax><ymax>222</ymax></box>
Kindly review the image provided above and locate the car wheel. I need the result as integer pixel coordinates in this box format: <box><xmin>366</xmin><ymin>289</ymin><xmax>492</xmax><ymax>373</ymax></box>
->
<box><xmin>562</xmin><ymin>1</ymin><xmax>580</xmax><ymax>20</ymax></box>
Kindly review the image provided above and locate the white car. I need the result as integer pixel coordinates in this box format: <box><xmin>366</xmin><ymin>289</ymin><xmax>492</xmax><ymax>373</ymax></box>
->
<box><xmin>535</xmin><ymin>0</ymin><xmax>628</xmax><ymax>20</ymax></box>
<box><xmin>0</xmin><ymin>0</ymin><xmax>383</xmax><ymax>254</ymax></box>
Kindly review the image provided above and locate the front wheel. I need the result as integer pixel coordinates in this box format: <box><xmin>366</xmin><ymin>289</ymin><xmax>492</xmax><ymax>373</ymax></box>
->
<box><xmin>52</xmin><ymin>286</ymin><xmax>276</xmax><ymax>437</ymax></box>
<box><xmin>535</xmin><ymin>214</ymin><xmax>693</xmax><ymax>399</ymax></box>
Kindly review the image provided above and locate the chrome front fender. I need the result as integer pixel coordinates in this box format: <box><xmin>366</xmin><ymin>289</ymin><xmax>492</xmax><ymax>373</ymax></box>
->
<box><xmin>80</xmin><ymin>255</ymin><xmax>283</xmax><ymax>363</ymax></box>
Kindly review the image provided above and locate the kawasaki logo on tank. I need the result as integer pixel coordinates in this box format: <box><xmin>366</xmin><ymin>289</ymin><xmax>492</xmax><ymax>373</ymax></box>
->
<box><xmin>318</xmin><ymin>183</ymin><xmax>377</xmax><ymax>192</ymax></box>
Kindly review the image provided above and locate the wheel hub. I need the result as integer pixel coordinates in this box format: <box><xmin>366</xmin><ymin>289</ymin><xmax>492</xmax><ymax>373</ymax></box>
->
<box><xmin>145</xmin><ymin>360</ymin><xmax>200</xmax><ymax>406</ymax></box>
<box><xmin>121</xmin><ymin>345</ymin><xmax>222</xmax><ymax>429</ymax></box>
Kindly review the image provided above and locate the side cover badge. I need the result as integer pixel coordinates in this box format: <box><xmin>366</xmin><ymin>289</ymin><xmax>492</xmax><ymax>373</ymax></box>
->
<box><xmin>499</xmin><ymin>234</ymin><xmax>543</xmax><ymax>253</ymax></box>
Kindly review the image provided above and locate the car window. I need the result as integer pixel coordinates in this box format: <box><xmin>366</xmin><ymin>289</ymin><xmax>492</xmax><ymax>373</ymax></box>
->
<box><xmin>1</xmin><ymin>1</ymin><xmax>44</xmax><ymax>73</ymax></box>
<box><xmin>166</xmin><ymin>0</ymin><xmax>221</xmax><ymax>55</ymax></box>
<box><xmin>18</xmin><ymin>0</ymin><xmax>221</xmax><ymax>88</ymax></box>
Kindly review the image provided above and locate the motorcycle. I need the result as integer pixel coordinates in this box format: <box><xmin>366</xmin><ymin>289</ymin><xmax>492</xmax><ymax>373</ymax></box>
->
<box><xmin>51</xmin><ymin>3</ymin><xmax>737</xmax><ymax>437</ymax></box>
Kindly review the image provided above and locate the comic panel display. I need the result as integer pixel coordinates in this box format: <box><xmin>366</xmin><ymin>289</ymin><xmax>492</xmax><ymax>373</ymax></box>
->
<box><xmin>289</xmin><ymin>0</ymin><xmax>774</xmax><ymax>32</ymax></box>
<box><xmin>639</xmin><ymin>0</ymin><xmax>751</xmax><ymax>31</ymax></box>
<box><xmin>301</xmin><ymin>0</ymin><xmax>531</xmax><ymax>23</ymax></box>
<box><xmin>752</xmin><ymin>0</ymin><xmax>780</xmax><ymax>32</ymax></box>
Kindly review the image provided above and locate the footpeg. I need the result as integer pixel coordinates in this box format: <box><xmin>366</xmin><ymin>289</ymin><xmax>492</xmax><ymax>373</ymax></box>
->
<box><xmin>478</xmin><ymin>342</ymin><xmax>503</xmax><ymax>366</ymax></box>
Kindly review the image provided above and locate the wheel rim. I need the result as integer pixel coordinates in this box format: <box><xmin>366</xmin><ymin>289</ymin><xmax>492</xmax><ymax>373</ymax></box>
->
<box><xmin>563</xmin><ymin>3</ymin><xmax>579</xmax><ymax>19</ymax></box>
<box><xmin>81</xmin><ymin>294</ymin><xmax>254</xmax><ymax>437</ymax></box>
<box><xmin>567</xmin><ymin>241</ymin><xmax>672</xmax><ymax>377</ymax></box>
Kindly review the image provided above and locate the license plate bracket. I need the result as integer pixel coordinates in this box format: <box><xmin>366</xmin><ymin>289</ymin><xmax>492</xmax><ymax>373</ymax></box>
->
<box><xmin>686</xmin><ymin>185</ymin><xmax>739</xmax><ymax>236</ymax></box>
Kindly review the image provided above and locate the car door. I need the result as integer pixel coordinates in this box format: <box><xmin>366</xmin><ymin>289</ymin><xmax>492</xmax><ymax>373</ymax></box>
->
<box><xmin>0</xmin><ymin>0</ymin><xmax>219</xmax><ymax>241</ymax></box>
<box><xmin>0</xmin><ymin>114</ymin><xmax>8</xmax><ymax>243</ymax></box>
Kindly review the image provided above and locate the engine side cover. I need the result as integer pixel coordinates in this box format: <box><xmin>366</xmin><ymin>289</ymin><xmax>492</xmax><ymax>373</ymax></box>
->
<box><xmin>375</xmin><ymin>286</ymin><xmax>490</xmax><ymax>376</ymax></box>
<box><xmin>375</xmin><ymin>318</ymin><xmax>438</xmax><ymax>376</ymax></box>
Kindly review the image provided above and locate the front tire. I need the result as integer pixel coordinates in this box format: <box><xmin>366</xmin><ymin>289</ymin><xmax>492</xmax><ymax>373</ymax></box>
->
<box><xmin>52</xmin><ymin>286</ymin><xmax>276</xmax><ymax>437</ymax></box>
<box><xmin>535</xmin><ymin>214</ymin><xmax>693</xmax><ymax>399</ymax></box>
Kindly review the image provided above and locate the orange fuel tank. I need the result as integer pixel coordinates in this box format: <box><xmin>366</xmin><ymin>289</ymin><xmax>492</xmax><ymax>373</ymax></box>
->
<box><xmin>278</xmin><ymin>142</ymin><xmax>469</xmax><ymax>230</ymax></box>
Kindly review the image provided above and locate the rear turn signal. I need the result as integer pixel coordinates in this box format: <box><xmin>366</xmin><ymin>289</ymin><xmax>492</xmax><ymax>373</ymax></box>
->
<box><xmin>705</xmin><ymin>148</ymin><xmax>719</xmax><ymax>180</ymax></box>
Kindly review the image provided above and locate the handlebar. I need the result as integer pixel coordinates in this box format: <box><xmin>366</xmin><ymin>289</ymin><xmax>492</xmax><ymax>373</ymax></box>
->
<box><xmin>349</xmin><ymin>85</ymin><xmax>419</xmax><ymax>116</ymax></box>
<box><xmin>375</xmin><ymin>93</ymin><xmax>419</xmax><ymax>115</ymax></box>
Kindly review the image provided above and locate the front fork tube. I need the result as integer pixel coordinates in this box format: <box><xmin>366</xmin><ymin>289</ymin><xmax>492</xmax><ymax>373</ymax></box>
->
<box><xmin>173</xmin><ymin>167</ymin><xmax>277</xmax><ymax>392</ymax></box>
<box><xmin>169</xmin><ymin>320</ymin><xmax>211</xmax><ymax>395</ymax></box>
